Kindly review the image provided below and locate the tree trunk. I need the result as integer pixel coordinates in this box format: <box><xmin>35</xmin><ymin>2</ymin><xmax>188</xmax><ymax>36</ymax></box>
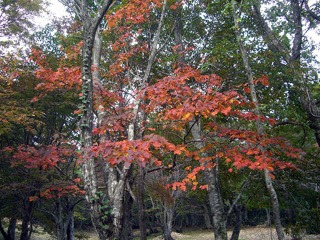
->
<box><xmin>0</xmin><ymin>217</ymin><xmax>16</xmax><ymax>240</ymax></box>
<box><xmin>202</xmin><ymin>205</ymin><xmax>213</xmax><ymax>229</ymax></box>
<box><xmin>264</xmin><ymin>171</ymin><xmax>284</xmax><ymax>239</ymax></box>
<box><xmin>120</xmin><ymin>189</ymin><xmax>133</xmax><ymax>240</ymax></box>
<box><xmin>230</xmin><ymin>205</ymin><xmax>242</xmax><ymax>240</ymax></box>
<box><xmin>232</xmin><ymin>2</ymin><xmax>285</xmax><ymax>240</ymax></box>
<box><xmin>56</xmin><ymin>198</ymin><xmax>65</xmax><ymax>240</ymax></box>
<box><xmin>78</xmin><ymin>1</ymin><xmax>115</xmax><ymax>238</ymax></box>
<box><xmin>20</xmin><ymin>198</ymin><xmax>34</xmax><ymax>240</ymax></box>
<box><xmin>207</xmin><ymin>169</ymin><xmax>227</xmax><ymax>240</ymax></box>
<box><xmin>163</xmin><ymin>205</ymin><xmax>174</xmax><ymax>240</ymax></box>
<box><xmin>137</xmin><ymin>166</ymin><xmax>147</xmax><ymax>240</ymax></box>
<box><xmin>189</xmin><ymin>119</ymin><xmax>228</xmax><ymax>240</ymax></box>
<box><xmin>67</xmin><ymin>211</ymin><xmax>74</xmax><ymax>240</ymax></box>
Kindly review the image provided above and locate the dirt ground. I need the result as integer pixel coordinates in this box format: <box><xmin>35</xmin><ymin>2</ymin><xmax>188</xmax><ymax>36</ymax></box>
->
<box><xmin>34</xmin><ymin>227</ymin><xmax>318</xmax><ymax>240</ymax></box>
<box><xmin>147</xmin><ymin>227</ymin><xmax>320</xmax><ymax>240</ymax></box>
<box><xmin>25</xmin><ymin>227</ymin><xmax>320</xmax><ymax>240</ymax></box>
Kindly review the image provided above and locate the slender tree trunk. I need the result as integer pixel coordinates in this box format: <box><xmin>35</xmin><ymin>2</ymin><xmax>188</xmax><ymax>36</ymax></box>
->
<box><xmin>0</xmin><ymin>217</ymin><xmax>16</xmax><ymax>240</ymax></box>
<box><xmin>207</xmin><ymin>169</ymin><xmax>227</xmax><ymax>240</ymax></box>
<box><xmin>202</xmin><ymin>205</ymin><xmax>213</xmax><ymax>229</ymax></box>
<box><xmin>67</xmin><ymin>211</ymin><xmax>74</xmax><ymax>240</ymax></box>
<box><xmin>56</xmin><ymin>198</ymin><xmax>65</xmax><ymax>240</ymax></box>
<box><xmin>137</xmin><ymin>166</ymin><xmax>147</xmax><ymax>240</ymax></box>
<box><xmin>230</xmin><ymin>205</ymin><xmax>242</xmax><ymax>240</ymax></box>
<box><xmin>20</xmin><ymin>198</ymin><xmax>34</xmax><ymax>240</ymax></box>
<box><xmin>189</xmin><ymin>119</ymin><xmax>228</xmax><ymax>240</ymax></box>
<box><xmin>128</xmin><ymin>1</ymin><xmax>167</xmax><ymax>239</ymax></box>
<box><xmin>163</xmin><ymin>205</ymin><xmax>174</xmax><ymax>240</ymax></box>
<box><xmin>173</xmin><ymin>4</ymin><xmax>227</xmax><ymax>238</ymax></box>
<box><xmin>120</xmin><ymin>188</ymin><xmax>134</xmax><ymax>240</ymax></box>
<box><xmin>78</xmin><ymin>1</ymin><xmax>115</xmax><ymax>238</ymax></box>
<box><xmin>232</xmin><ymin>2</ymin><xmax>285</xmax><ymax>240</ymax></box>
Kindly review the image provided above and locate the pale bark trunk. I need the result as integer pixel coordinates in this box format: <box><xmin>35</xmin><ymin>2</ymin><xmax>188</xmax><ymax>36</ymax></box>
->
<box><xmin>232</xmin><ymin>2</ymin><xmax>285</xmax><ymax>240</ymax></box>
<box><xmin>206</xmin><ymin>169</ymin><xmax>227</xmax><ymax>240</ymax></box>
<box><xmin>93</xmin><ymin>25</ymin><xmax>129</xmax><ymax>239</ymax></box>
<box><xmin>104</xmin><ymin>166</ymin><xmax>129</xmax><ymax>239</ymax></box>
<box><xmin>189</xmin><ymin>119</ymin><xmax>228</xmax><ymax>240</ymax></box>
<box><xmin>163</xmin><ymin>205</ymin><xmax>174</xmax><ymax>240</ymax></box>
<box><xmin>77</xmin><ymin>0</ymin><xmax>115</xmax><ymax>238</ymax></box>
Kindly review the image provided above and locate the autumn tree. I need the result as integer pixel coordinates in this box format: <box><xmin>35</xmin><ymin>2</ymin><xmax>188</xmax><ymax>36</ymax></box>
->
<box><xmin>1</xmin><ymin>1</ymin><xmax>317</xmax><ymax>240</ymax></box>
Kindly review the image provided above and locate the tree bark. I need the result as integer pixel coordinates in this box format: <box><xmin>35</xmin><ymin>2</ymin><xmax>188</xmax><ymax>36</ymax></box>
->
<box><xmin>230</xmin><ymin>205</ymin><xmax>242</xmax><ymax>240</ymax></box>
<box><xmin>67</xmin><ymin>210</ymin><xmax>75</xmax><ymax>240</ymax></box>
<box><xmin>189</xmin><ymin>119</ymin><xmax>228</xmax><ymax>240</ymax></box>
<box><xmin>0</xmin><ymin>217</ymin><xmax>16</xmax><ymax>240</ymax></box>
<box><xmin>163</xmin><ymin>205</ymin><xmax>174</xmax><ymax>240</ymax></box>
<box><xmin>20</xmin><ymin>198</ymin><xmax>34</xmax><ymax>240</ymax></box>
<box><xmin>77</xmin><ymin>1</ymin><xmax>115</xmax><ymax>238</ymax></box>
<box><xmin>202</xmin><ymin>204</ymin><xmax>213</xmax><ymax>229</ymax></box>
<box><xmin>232</xmin><ymin>2</ymin><xmax>285</xmax><ymax>240</ymax></box>
<box><xmin>137</xmin><ymin>166</ymin><xmax>147</xmax><ymax>240</ymax></box>
<box><xmin>120</xmin><ymin>188</ymin><xmax>134</xmax><ymax>240</ymax></box>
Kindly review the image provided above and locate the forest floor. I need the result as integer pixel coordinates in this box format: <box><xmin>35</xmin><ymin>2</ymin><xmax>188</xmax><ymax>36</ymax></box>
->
<box><xmin>8</xmin><ymin>226</ymin><xmax>317</xmax><ymax>240</ymax></box>
<box><xmin>53</xmin><ymin>227</ymin><xmax>320</xmax><ymax>240</ymax></box>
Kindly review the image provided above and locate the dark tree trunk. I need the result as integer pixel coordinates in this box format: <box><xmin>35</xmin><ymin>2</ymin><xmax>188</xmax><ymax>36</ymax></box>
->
<box><xmin>137</xmin><ymin>166</ymin><xmax>147</xmax><ymax>240</ymax></box>
<box><xmin>0</xmin><ymin>217</ymin><xmax>16</xmax><ymax>240</ymax></box>
<box><xmin>54</xmin><ymin>197</ymin><xmax>75</xmax><ymax>240</ymax></box>
<box><xmin>202</xmin><ymin>204</ymin><xmax>213</xmax><ymax>229</ymax></box>
<box><xmin>120</xmin><ymin>189</ymin><xmax>134</xmax><ymax>240</ymax></box>
<box><xmin>230</xmin><ymin>205</ymin><xmax>242</xmax><ymax>240</ymax></box>
<box><xmin>67</xmin><ymin>211</ymin><xmax>74</xmax><ymax>240</ymax></box>
<box><xmin>56</xmin><ymin>198</ymin><xmax>65</xmax><ymax>240</ymax></box>
<box><xmin>20</xmin><ymin>198</ymin><xmax>34</xmax><ymax>240</ymax></box>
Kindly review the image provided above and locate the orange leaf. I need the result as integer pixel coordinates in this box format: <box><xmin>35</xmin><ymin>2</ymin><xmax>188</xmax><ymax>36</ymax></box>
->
<box><xmin>221</xmin><ymin>106</ymin><xmax>232</xmax><ymax>115</ymax></box>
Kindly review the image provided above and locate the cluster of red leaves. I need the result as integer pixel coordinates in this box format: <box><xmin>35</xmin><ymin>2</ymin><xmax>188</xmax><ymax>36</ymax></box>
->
<box><xmin>4</xmin><ymin>144</ymin><xmax>84</xmax><ymax>201</ymax></box>
<box><xmin>167</xmin><ymin>166</ymin><xmax>208</xmax><ymax>191</ymax></box>
<box><xmin>91</xmin><ymin>134</ymin><xmax>188</xmax><ymax>168</ymax></box>
<box><xmin>104</xmin><ymin>0</ymin><xmax>164</xmax><ymax>81</ymax></box>
<box><xmin>107</xmin><ymin>0</ymin><xmax>162</xmax><ymax>29</ymax></box>
<box><xmin>217</xmin><ymin>127</ymin><xmax>300</xmax><ymax>172</ymax></box>
<box><xmin>141</xmin><ymin>66</ymin><xmax>301</xmax><ymax>191</ymax></box>
<box><xmin>30</xmin><ymin>48</ymin><xmax>81</xmax><ymax>101</ymax></box>
<box><xmin>6</xmin><ymin>144</ymin><xmax>77</xmax><ymax>170</ymax></box>
<box><xmin>145</xmin><ymin>66</ymin><xmax>241</xmax><ymax>124</ymax></box>
<box><xmin>29</xmin><ymin>184</ymin><xmax>85</xmax><ymax>202</ymax></box>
